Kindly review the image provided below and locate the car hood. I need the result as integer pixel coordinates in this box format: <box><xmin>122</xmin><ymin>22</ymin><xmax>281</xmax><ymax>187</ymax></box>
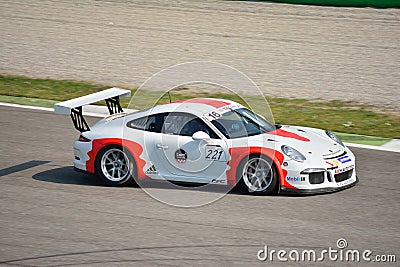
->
<box><xmin>247</xmin><ymin>125</ymin><xmax>345</xmax><ymax>159</ymax></box>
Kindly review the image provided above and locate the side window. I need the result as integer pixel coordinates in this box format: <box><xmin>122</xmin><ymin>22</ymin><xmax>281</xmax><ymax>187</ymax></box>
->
<box><xmin>127</xmin><ymin>116</ymin><xmax>147</xmax><ymax>130</ymax></box>
<box><xmin>127</xmin><ymin>113</ymin><xmax>167</xmax><ymax>133</ymax></box>
<box><xmin>162</xmin><ymin>113</ymin><xmax>219</xmax><ymax>139</ymax></box>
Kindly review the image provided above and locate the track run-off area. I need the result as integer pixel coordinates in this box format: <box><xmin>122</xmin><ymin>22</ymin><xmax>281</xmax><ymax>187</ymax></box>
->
<box><xmin>0</xmin><ymin>104</ymin><xmax>399</xmax><ymax>266</ymax></box>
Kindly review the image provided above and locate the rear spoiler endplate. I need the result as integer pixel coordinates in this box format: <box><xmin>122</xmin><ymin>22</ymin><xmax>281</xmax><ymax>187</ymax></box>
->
<box><xmin>54</xmin><ymin>87</ymin><xmax>131</xmax><ymax>132</ymax></box>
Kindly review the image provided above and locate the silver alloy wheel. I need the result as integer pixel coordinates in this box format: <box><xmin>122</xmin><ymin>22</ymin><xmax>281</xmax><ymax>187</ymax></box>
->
<box><xmin>242</xmin><ymin>157</ymin><xmax>273</xmax><ymax>192</ymax></box>
<box><xmin>100</xmin><ymin>148</ymin><xmax>131</xmax><ymax>182</ymax></box>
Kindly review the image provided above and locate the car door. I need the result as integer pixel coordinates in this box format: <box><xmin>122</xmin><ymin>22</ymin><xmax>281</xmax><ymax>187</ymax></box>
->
<box><xmin>153</xmin><ymin>112</ymin><xmax>229</xmax><ymax>184</ymax></box>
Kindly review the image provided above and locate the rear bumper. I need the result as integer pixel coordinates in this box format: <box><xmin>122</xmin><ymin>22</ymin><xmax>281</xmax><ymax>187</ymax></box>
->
<box><xmin>73</xmin><ymin>140</ymin><xmax>92</xmax><ymax>172</ymax></box>
<box><xmin>280</xmin><ymin>176</ymin><xmax>359</xmax><ymax>195</ymax></box>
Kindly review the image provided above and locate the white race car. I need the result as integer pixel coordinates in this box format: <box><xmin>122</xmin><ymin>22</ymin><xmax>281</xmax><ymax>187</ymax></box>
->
<box><xmin>55</xmin><ymin>88</ymin><xmax>358</xmax><ymax>195</ymax></box>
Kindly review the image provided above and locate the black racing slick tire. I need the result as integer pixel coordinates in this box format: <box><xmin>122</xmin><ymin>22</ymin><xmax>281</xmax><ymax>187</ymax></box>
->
<box><xmin>95</xmin><ymin>145</ymin><xmax>137</xmax><ymax>186</ymax></box>
<box><xmin>237</xmin><ymin>154</ymin><xmax>278</xmax><ymax>195</ymax></box>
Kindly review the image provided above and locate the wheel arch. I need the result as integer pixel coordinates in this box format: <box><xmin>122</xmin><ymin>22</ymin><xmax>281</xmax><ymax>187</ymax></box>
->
<box><xmin>226</xmin><ymin>147</ymin><xmax>286</xmax><ymax>187</ymax></box>
<box><xmin>86</xmin><ymin>138</ymin><xmax>148</xmax><ymax>179</ymax></box>
<box><xmin>95</xmin><ymin>143</ymin><xmax>138</xmax><ymax>176</ymax></box>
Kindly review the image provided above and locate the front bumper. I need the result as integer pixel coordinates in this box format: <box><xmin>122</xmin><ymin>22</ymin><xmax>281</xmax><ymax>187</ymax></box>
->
<box><xmin>280</xmin><ymin>147</ymin><xmax>358</xmax><ymax>194</ymax></box>
<box><xmin>281</xmin><ymin>176</ymin><xmax>359</xmax><ymax>195</ymax></box>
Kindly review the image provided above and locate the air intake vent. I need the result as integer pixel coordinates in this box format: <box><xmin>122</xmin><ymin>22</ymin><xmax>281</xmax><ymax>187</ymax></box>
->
<box><xmin>309</xmin><ymin>172</ymin><xmax>325</xmax><ymax>184</ymax></box>
<box><xmin>335</xmin><ymin>170</ymin><xmax>353</xmax><ymax>183</ymax></box>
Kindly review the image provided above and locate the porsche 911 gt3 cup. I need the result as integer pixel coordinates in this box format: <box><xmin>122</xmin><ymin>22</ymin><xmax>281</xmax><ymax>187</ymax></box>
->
<box><xmin>54</xmin><ymin>88</ymin><xmax>358</xmax><ymax>195</ymax></box>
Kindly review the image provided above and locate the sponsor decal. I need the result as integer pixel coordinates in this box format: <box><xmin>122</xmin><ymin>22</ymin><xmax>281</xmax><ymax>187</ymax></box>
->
<box><xmin>327</xmin><ymin>156</ymin><xmax>352</xmax><ymax>167</ymax></box>
<box><xmin>286</xmin><ymin>176</ymin><xmax>305</xmax><ymax>182</ymax></box>
<box><xmin>145</xmin><ymin>165</ymin><xmax>158</xmax><ymax>175</ymax></box>
<box><xmin>326</xmin><ymin>161</ymin><xmax>335</xmax><ymax>167</ymax></box>
<box><xmin>337</xmin><ymin>177</ymin><xmax>355</xmax><ymax>187</ymax></box>
<box><xmin>338</xmin><ymin>155</ymin><xmax>351</xmax><ymax>164</ymax></box>
<box><xmin>335</xmin><ymin>165</ymin><xmax>354</xmax><ymax>174</ymax></box>
<box><xmin>211</xmin><ymin>178</ymin><xmax>225</xmax><ymax>184</ymax></box>
<box><xmin>218</xmin><ymin>104</ymin><xmax>242</xmax><ymax>113</ymax></box>
<box><xmin>326</xmin><ymin>159</ymin><xmax>340</xmax><ymax>167</ymax></box>
<box><xmin>175</xmin><ymin>149</ymin><xmax>187</xmax><ymax>163</ymax></box>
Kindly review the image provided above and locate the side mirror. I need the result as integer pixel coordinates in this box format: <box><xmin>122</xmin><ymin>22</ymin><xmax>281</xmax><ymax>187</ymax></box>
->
<box><xmin>192</xmin><ymin>131</ymin><xmax>211</xmax><ymax>141</ymax></box>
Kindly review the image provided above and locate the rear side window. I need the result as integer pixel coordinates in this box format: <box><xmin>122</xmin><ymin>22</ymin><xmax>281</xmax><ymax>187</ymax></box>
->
<box><xmin>127</xmin><ymin>116</ymin><xmax>147</xmax><ymax>130</ymax></box>
<box><xmin>127</xmin><ymin>113</ymin><xmax>167</xmax><ymax>133</ymax></box>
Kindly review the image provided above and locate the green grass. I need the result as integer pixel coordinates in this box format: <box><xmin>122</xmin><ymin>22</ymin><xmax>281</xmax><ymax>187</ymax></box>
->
<box><xmin>334</xmin><ymin>132</ymin><xmax>391</xmax><ymax>146</ymax></box>
<box><xmin>265</xmin><ymin>97</ymin><xmax>399</xmax><ymax>139</ymax></box>
<box><xmin>0</xmin><ymin>95</ymin><xmax>57</xmax><ymax>108</ymax></box>
<box><xmin>1</xmin><ymin>74</ymin><xmax>399</xmax><ymax>139</ymax></box>
<box><xmin>0</xmin><ymin>74</ymin><xmax>109</xmax><ymax>101</ymax></box>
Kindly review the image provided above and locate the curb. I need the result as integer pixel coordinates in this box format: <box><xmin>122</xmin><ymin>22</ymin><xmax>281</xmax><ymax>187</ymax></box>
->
<box><xmin>0</xmin><ymin>101</ymin><xmax>398</xmax><ymax>153</ymax></box>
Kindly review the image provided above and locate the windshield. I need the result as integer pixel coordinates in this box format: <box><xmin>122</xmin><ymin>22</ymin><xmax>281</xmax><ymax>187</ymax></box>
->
<box><xmin>210</xmin><ymin>108</ymin><xmax>275</xmax><ymax>139</ymax></box>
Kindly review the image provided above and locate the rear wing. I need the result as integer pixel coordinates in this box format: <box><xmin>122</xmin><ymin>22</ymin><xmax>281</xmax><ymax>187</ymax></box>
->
<box><xmin>54</xmin><ymin>87</ymin><xmax>131</xmax><ymax>132</ymax></box>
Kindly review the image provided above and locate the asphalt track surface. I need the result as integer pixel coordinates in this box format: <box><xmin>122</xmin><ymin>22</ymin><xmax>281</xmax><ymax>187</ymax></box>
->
<box><xmin>0</xmin><ymin>106</ymin><xmax>399</xmax><ymax>266</ymax></box>
<box><xmin>1</xmin><ymin>0</ymin><xmax>400</xmax><ymax>110</ymax></box>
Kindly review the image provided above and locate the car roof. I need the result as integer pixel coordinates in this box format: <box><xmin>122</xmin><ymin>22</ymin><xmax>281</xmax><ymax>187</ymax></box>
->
<box><xmin>129</xmin><ymin>98</ymin><xmax>243</xmax><ymax>118</ymax></box>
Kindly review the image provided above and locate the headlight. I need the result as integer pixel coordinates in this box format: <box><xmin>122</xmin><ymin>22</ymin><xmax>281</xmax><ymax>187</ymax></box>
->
<box><xmin>325</xmin><ymin>130</ymin><xmax>344</xmax><ymax>146</ymax></box>
<box><xmin>281</xmin><ymin>145</ymin><xmax>306</xmax><ymax>162</ymax></box>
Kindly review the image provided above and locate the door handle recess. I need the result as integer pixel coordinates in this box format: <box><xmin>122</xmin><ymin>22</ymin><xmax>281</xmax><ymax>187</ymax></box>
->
<box><xmin>156</xmin><ymin>144</ymin><xmax>169</xmax><ymax>149</ymax></box>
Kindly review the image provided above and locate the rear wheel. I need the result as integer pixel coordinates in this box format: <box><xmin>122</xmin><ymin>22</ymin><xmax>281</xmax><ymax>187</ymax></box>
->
<box><xmin>238</xmin><ymin>154</ymin><xmax>278</xmax><ymax>195</ymax></box>
<box><xmin>95</xmin><ymin>145</ymin><xmax>136</xmax><ymax>186</ymax></box>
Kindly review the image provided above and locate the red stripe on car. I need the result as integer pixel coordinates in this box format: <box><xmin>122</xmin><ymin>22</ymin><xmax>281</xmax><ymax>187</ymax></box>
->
<box><xmin>173</xmin><ymin>98</ymin><xmax>230</xmax><ymax>108</ymax></box>
<box><xmin>267</xmin><ymin>129</ymin><xmax>310</xmax><ymax>142</ymax></box>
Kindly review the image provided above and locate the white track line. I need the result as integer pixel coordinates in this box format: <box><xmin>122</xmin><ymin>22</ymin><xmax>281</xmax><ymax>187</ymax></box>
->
<box><xmin>0</xmin><ymin>102</ymin><xmax>108</xmax><ymax>117</ymax></box>
<box><xmin>344</xmin><ymin>142</ymin><xmax>399</xmax><ymax>153</ymax></box>
<box><xmin>0</xmin><ymin>102</ymin><xmax>54</xmax><ymax>112</ymax></box>
<box><xmin>1</xmin><ymin>101</ymin><xmax>398</xmax><ymax>153</ymax></box>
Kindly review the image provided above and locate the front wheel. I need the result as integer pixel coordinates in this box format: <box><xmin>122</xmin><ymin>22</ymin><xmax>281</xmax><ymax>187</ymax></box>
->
<box><xmin>95</xmin><ymin>145</ymin><xmax>136</xmax><ymax>186</ymax></box>
<box><xmin>238</xmin><ymin>154</ymin><xmax>278</xmax><ymax>195</ymax></box>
